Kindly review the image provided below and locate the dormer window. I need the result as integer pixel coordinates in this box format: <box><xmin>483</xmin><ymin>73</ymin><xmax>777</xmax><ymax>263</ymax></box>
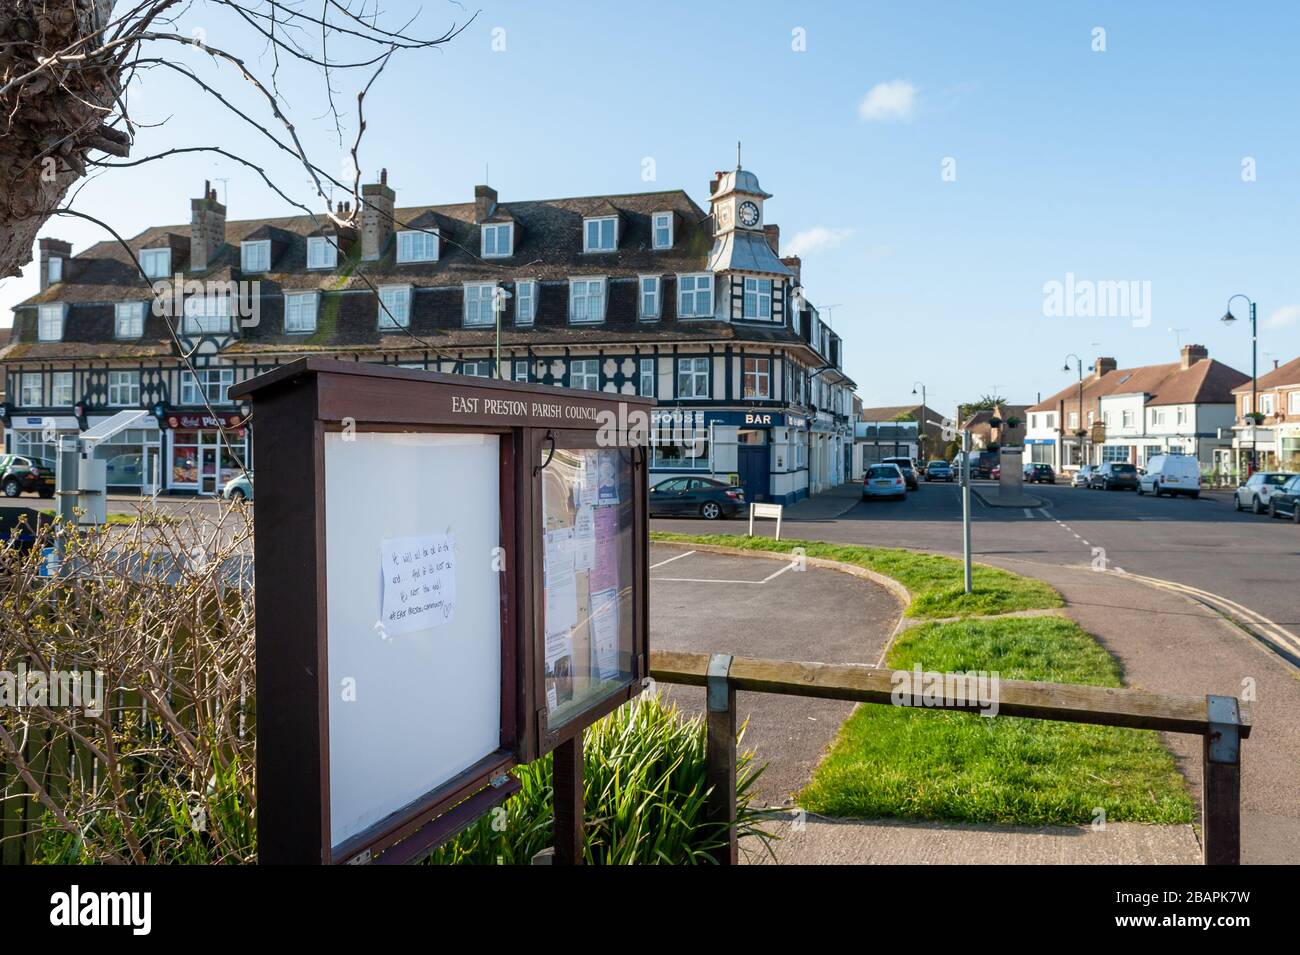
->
<box><xmin>48</xmin><ymin>256</ymin><xmax>63</xmax><ymax>284</ymax></box>
<box><xmin>677</xmin><ymin>273</ymin><xmax>713</xmax><ymax>318</ymax></box>
<box><xmin>307</xmin><ymin>236</ymin><xmax>338</xmax><ymax>270</ymax></box>
<box><xmin>397</xmin><ymin>229</ymin><xmax>439</xmax><ymax>263</ymax></box>
<box><xmin>639</xmin><ymin>276</ymin><xmax>660</xmax><ymax>320</ymax></box>
<box><xmin>115</xmin><ymin>301</ymin><xmax>145</xmax><ymax>338</ymax></box>
<box><xmin>377</xmin><ymin>285</ymin><xmax>411</xmax><ymax>329</ymax></box>
<box><xmin>583</xmin><ymin>217</ymin><xmax>617</xmax><ymax>252</ymax></box>
<box><xmin>515</xmin><ymin>280</ymin><xmax>537</xmax><ymax>325</ymax></box>
<box><xmin>183</xmin><ymin>293</ymin><xmax>231</xmax><ymax>335</ymax></box>
<box><xmin>481</xmin><ymin>223</ymin><xmax>513</xmax><ymax>258</ymax></box>
<box><xmin>652</xmin><ymin>212</ymin><xmax>673</xmax><ymax>250</ymax></box>
<box><xmin>742</xmin><ymin>278</ymin><xmax>773</xmax><ymax>320</ymax></box>
<box><xmin>464</xmin><ymin>283</ymin><xmax>497</xmax><ymax>326</ymax></box>
<box><xmin>140</xmin><ymin>247</ymin><xmax>170</xmax><ymax>279</ymax></box>
<box><xmin>37</xmin><ymin>304</ymin><xmax>65</xmax><ymax>341</ymax></box>
<box><xmin>241</xmin><ymin>240</ymin><xmax>271</xmax><ymax>272</ymax></box>
<box><xmin>284</xmin><ymin>292</ymin><xmax>318</xmax><ymax>333</ymax></box>
<box><xmin>569</xmin><ymin>277</ymin><xmax>606</xmax><ymax>323</ymax></box>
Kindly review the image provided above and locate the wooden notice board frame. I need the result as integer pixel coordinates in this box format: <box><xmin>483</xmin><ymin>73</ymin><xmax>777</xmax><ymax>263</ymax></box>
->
<box><xmin>233</xmin><ymin>358</ymin><xmax>653</xmax><ymax>864</ymax></box>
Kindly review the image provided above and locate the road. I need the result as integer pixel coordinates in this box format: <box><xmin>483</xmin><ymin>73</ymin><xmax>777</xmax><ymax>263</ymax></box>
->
<box><xmin>655</xmin><ymin>480</ymin><xmax>1300</xmax><ymax>663</ymax></box>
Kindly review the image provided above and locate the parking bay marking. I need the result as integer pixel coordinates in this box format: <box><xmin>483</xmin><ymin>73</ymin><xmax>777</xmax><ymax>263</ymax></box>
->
<box><xmin>650</xmin><ymin>550</ymin><xmax>696</xmax><ymax>570</ymax></box>
<box><xmin>652</xmin><ymin>558</ymin><xmax>799</xmax><ymax>586</ymax></box>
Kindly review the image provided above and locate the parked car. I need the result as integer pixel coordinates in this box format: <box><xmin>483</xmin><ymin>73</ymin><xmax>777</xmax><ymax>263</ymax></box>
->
<box><xmin>1072</xmin><ymin>465</ymin><xmax>1097</xmax><ymax>488</ymax></box>
<box><xmin>1234</xmin><ymin>471</ymin><xmax>1296</xmax><ymax>514</ymax></box>
<box><xmin>1023</xmin><ymin>463</ymin><xmax>1056</xmax><ymax>484</ymax></box>
<box><xmin>1267</xmin><ymin>475</ymin><xmax>1300</xmax><ymax>523</ymax></box>
<box><xmin>881</xmin><ymin>456</ymin><xmax>919</xmax><ymax>490</ymax></box>
<box><xmin>649</xmin><ymin>476</ymin><xmax>744</xmax><ymax>520</ymax></box>
<box><xmin>0</xmin><ymin>454</ymin><xmax>56</xmax><ymax>498</ymax></box>
<box><xmin>1089</xmin><ymin>462</ymin><xmax>1139</xmax><ymax>490</ymax></box>
<box><xmin>222</xmin><ymin>472</ymin><xmax>254</xmax><ymax>502</ymax></box>
<box><xmin>105</xmin><ymin>452</ymin><xmax>145</xmax><ymax>487</ymax></box>
<box><xmin>924</xmin><ymin>460</ymin><xmax>954</xmax><ymax>482</ymax></box>
<box><xmin>862</xmin><ymin>463</ymin><xmax>907</xmax><ymax>500</ymax></box>
<box><xmin>1137</xmin><ymin>453</ymin><xmax>1201</xmax><ymax>498</ymax></box>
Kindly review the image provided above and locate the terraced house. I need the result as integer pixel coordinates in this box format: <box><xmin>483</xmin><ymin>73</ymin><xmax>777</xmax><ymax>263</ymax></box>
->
<box><xmin>1</xmin><ymin>162</ymin><xmax>855</xmax><ymax>502</ymax></box>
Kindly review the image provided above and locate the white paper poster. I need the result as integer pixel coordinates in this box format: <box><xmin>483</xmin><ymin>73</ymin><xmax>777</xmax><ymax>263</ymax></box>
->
<box><xmin>379</xmin><ymin>534</ymin><xmax>456</xmax><ymax>638</ymax></box>
<box><xmin>577</xmin><ymin>451</ymin><xmax>599</xmax><ymax>507</ymax></box>
<box><xmin>572</xmin><ymin>506</ymin><xmax>596</xmax><ymax>571</ymax></box>
<box><xmin>589</xmin><ymin>588</ymin><xmax>620</xmax><ymax>680</ymax></box>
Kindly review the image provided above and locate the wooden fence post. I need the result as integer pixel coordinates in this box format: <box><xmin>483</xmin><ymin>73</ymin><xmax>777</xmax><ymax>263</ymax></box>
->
<box><xmin>706</xmin><ymin>653</ymin><xmax>737</xmax><ymax>865</ymax></box>
<box><xmin>1202</xmin><ymin>695</ymin><xmax>1243</xmax><ymax>865</ymax></box>
<box><xmin>552</xmin><ymin>735</ymin><xmax>584</xmax><ymax>865</ymax></box>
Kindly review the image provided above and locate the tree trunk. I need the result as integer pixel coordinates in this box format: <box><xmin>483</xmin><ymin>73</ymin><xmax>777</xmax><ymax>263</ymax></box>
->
<box><xmin>0</xmin><ymin>0</ymin><xmax>128</xmax><ymax>278</ymax></box>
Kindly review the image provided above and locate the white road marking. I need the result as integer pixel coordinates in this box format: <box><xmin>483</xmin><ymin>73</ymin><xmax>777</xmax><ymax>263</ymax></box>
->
<box><xmin>1023</xmin><ymin>508</ymin><xmax>1035</xmax><ymax>518</ymax></box>
<box><xmin>650</xmin><ymin>549</ymin><xmax>695</xmax><ymax>570</ymax></box>
<box><xmin>761</xmin><ymin>561</ymin><xmax>798</xmax><ymax>584</ymax></box>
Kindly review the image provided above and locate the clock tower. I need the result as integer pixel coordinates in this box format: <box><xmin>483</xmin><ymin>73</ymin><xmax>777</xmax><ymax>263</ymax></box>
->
<box><xmin>706</xmin><ymin>149</ymin><xmax>793</xmax><ymax>321</ymax></box>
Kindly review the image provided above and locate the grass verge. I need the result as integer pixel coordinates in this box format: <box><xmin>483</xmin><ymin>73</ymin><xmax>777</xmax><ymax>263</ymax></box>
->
<box><xmin>649</xmin><ymin>532</ymin><xmax>1061</xmax><ymax>619</ymax></box>
<box><xmin>797</xmin><ymin>616</ymin><xmax>1194</xmax><ymax>825</ymax></box>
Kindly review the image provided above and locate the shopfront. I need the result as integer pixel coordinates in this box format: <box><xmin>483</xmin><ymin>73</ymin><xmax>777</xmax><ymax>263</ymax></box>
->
<box><xmin>6</xmin><ymin>415</ymin><xmax>79</xmax><ymax>463</ymax></box>
<box><xmin>163</xmin><ymin>412</ymin><xmax>249</xmax><ymax>495</ymax></box>
<box><xmin>87</xmin><ymin>418</ymin><xmax>163</xmax><ymax>492</ymax></box>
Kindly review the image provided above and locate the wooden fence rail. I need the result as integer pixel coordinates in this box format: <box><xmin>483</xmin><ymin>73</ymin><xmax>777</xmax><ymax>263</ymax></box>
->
<box><xmin>649</xmin><ymin>649</ymin><xmax>1251</xmax><ymax>866</ymax></box>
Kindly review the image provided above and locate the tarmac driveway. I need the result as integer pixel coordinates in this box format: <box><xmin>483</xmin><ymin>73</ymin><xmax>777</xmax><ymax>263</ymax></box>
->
<box><xmin>648</xmin><ymin>544</ymin><xmax>902</xmax><ymax>807</ymax></box>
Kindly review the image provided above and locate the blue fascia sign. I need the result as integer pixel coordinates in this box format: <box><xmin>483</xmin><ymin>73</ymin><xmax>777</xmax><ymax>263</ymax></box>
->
<box><xmin>1025</xmin><ymin>438</ymin><xmax>1056</xmax><ymax>445</ymax></box>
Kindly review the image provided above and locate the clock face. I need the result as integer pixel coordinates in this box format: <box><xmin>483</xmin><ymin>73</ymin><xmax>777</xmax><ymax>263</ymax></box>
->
<box><xmin>738</xmin><ymin>200</ymin><xmax>760</xmax><ymax>228</ymax></box>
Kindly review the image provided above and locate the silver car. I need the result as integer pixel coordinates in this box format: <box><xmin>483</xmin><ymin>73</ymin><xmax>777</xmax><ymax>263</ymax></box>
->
<box><xmin>1072</xmin><ymin>465</ymin><xmax>1096</xmax><ymax>488</ymax></box>
<box><xmin>1234</xmin><ymin>472</ymin><xmax>1295</xmax><ymax>514</ymax></box>
<box><xmin>862</xmin><ymin>463</ymin><xmax>907</xmax><ymax>500</ymax></box>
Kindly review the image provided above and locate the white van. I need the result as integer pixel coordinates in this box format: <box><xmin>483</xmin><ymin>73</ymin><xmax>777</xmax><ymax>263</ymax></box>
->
<box><xmin>1138</xmin><ymin>453</ymin><xmax>1201</xmax><ymax>498</ymax></box>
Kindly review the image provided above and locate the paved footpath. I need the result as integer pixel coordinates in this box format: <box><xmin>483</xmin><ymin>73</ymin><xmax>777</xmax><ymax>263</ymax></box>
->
<box><xmin>745</xmin><ymin>555</ymin><xmax>1296</xmax><ymax>865</ymax></box>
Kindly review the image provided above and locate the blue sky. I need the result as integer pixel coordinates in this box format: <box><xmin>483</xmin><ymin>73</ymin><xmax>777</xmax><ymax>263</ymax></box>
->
<box><xmin>5</xmin><ymin>0</ymin><xmax>1298</xmax><ymax>412</ymax></box>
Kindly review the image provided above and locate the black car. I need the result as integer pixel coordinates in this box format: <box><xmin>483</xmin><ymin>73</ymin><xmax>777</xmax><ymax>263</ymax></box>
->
<box><xmin>1090</xmin><ymin>462</ymin><xmax>1139</xmax><ymax>490</ymax></box>
<box><xmin>649</xmin><ymin>476</ymin><xmax>745</xmax><ymax>520</ymax></box>
<box><xmin>0</xmin><ymin>454</ymin><xmax>56</xmax><ymax>498</ymax></box>
<box><xmin>881</xmin><ymin>456</ymin><xmax>919</xmax><ymax>490</ymax></box>
<box><xmin>1268</xmin><ymin>475</ymin><xmax>1300</xmax><ymax>523</ymax></box>
<box><xmin>1023</xmin><ymin>463</ymin><xmax>1057</xmax><ymax>484</ymax></box>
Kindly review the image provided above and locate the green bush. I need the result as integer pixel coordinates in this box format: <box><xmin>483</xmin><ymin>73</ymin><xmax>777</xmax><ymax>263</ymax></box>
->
<box><xmin>430</xmin><ymin>693</ymin><xmax>772</xmax><ymax>864</ymax></box>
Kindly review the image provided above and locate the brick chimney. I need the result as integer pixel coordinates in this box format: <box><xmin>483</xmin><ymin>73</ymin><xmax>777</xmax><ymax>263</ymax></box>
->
<box><xmin>781</xmin><ymin>255</ymin><xmax>802</xmax><ymax>285</ymax></box>
<box><xmin>190</xmin><ymin>180</ymin><xmax>226</xmax><ymax>272</ymax></box>
<box><xmin>763</xmin><ymin>224</ymin><xmax>780</xmax><ymax>254</ymax></box>
<box><xmin>38</xmin><ymin>238</ymin><xmax>72</xmax><ymax>291</ymax></box>
<box><xmin>1093</xmin><ymin>357</ymin><xmax>1117</xmax><ymax>378</ymax></box>
<box><xmin>709</xmin><ymin>170</ymin><xmax>725</xmax><ymax>195</ymax></box>
<box><xmin>360</xmin><ymin>168</ymin><xmax>395</xmax><ymax>260</ymax></box>
<box><xmin>1180</xmin><ymin>343</ymin><xmax>1208</xmax><ymax>369</ymax></box>
<box><xmin>474</xmin><ymin>184</ymin><xmax>497</xmax><ymax>224</ymax></box>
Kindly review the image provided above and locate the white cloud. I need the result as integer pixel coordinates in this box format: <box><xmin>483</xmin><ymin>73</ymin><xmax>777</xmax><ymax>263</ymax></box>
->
<box><xmin>1264</xmin><ymin>304</ymin><xmax>1300</xmax><ymax>329</ymax></box>
<box><xmin>858</xmin><ymin>80</ymin><xmax>917</xmax><ymax>121</ymax></box>
<box><xmin>786</xmin><ymin>227</ymin><xmax>854</xmax><ymax>257</ymax></box>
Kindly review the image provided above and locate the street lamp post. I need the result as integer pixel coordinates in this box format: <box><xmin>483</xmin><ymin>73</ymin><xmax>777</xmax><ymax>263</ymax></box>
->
<box><xmin>928</xmin><ymin>416</ymin><xmax>972</xmax><ymax>595</ymax></box>
<box><xmin>1064</xmin><ymin>354</ymin><xmax>1086</xmax><ymax>470</ymax></box>
<box><xmin>912</xmin><ymin>381</ymin><xmax>927</xmax><ymax>459</ymax></box>
<box><xmin>1220</xmin><ymin>295</ymin><xmax>1257</xmax><ymax>475</ymax></box>
<box><xmin>493</xmin><ymin>287</ymin><xmax>513</xmax><ymax>379</ymax></box>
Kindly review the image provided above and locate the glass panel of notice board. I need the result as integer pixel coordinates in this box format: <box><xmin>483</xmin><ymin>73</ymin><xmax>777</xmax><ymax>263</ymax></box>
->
<box><xmin>540</xmin><ymin>447</ymin><xmax>636</xmax><ymax>729</ymax></box>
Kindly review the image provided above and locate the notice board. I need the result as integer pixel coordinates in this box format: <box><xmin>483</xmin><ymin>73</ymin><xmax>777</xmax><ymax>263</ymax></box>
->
<box><xmin>323</xmin><ymin>431</ymin><xmax>503</xmax><ymax>850</ymax></box>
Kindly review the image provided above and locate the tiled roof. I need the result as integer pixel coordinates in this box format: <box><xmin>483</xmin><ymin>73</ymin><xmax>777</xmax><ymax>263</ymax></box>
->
<box><xmin>859</xmin><ymin>404</ymin><xmax>921</xmax><ymax>421</ymax></box>
<box><xmin>1028</xmin><ymin>357</ymin><xmax>1248</xmax><ymax>412</ymax></box>
<box><xmin>1232</xmin><ymin>356</ymin><xmax>1300</xmax><ymax>393</ymax></box>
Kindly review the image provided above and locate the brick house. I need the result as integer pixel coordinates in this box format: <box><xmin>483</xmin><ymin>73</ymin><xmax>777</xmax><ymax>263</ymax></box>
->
<box><xmin>1024</xmin><ymin>345</ymin><xmax>1247</xmax><ymax>472</ymax></box>
<box><xmin>1228</xmin><ymin>356</ymin><xmax>1300</xmax><ymax>473</ymax></box>
<box><xmin>2</xmin><ymin>162</ymin><xmax>855</xmax><ymax>502</ymax></box>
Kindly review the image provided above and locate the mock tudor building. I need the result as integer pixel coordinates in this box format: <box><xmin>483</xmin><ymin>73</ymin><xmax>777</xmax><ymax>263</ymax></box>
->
<box><xmin>2</xmin><ymin>162</ymin><xmax>855</xmax><ymax>503</ymax></box>
<box><xmin>1024</xmin><ymin>345</ymin><xmax>1247</xmax><ymax>473</ymax></box>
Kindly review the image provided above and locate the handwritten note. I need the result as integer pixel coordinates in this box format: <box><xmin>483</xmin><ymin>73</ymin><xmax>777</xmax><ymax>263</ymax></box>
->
<box><xmin>380</xmin><ymin>534</ymin><xmax>456</xmax><ymax>637</ymax></box>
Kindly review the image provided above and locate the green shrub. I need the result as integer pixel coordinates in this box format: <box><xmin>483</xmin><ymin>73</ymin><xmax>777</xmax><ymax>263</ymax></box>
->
<box><xmin>430</xmin><ymin>693</ymin><xmax>772</xmax><ymax>864</ymax></box>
